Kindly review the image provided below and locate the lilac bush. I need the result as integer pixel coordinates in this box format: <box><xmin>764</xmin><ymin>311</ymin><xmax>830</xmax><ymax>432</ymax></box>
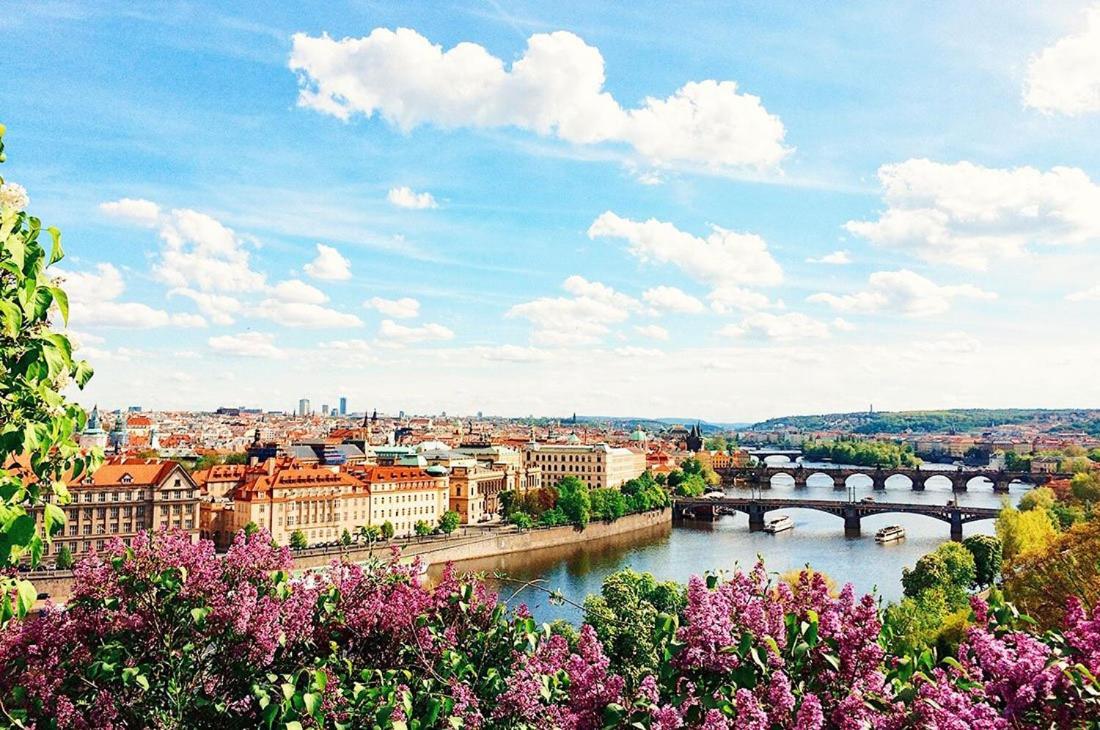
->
<box><xmin>0</xmin><ymin>529</ymin><xmax>1098</xmax><ymax>728</ymax></box>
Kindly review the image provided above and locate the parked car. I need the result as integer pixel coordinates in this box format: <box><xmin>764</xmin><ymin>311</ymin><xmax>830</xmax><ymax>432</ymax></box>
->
<box><xmin>704</xmin><ymin>491</ymin><xmax>725</xmax><ymax>499</ymax></box>
<box><xmin>860</xmin><ymin>496</ymin><xmax>876</xmax><ymax>503</ymax></box>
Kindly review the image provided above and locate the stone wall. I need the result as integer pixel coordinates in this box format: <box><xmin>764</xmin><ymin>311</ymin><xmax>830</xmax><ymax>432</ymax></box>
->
<box><xmin>30</xmin><ymin>509</ymin><xmax>672</xmax><ymax>605</ymax></box>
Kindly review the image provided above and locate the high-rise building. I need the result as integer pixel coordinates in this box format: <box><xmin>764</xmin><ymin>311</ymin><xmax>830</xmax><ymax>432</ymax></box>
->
<box><xmin>298</xmin><ymin>398</ymin><xmax>310</xmax><ymax>417</ymax></box>
<box><xmin>339</xmin><ymin>397</ymin><xmax>347</xmax><ymax>415</ymax></box>
<box><xmin>321</xmin><ymin>404</ymin><xmax>330</xmax><ymax>416</ymax></box>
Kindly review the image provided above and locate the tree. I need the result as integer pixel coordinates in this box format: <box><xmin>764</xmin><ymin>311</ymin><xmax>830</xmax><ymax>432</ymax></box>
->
<box><xmin>414</xmin><ymin>520</ymin><xmax>432</xmax><ymax>537</ymax></box>
<box><xmin>901</xmin><ymin>542</ymin><xmax>975</xmax><ymax>606</ymax></box>
<box><xmin>1003</xmin><ymin>518</ymin><xmax>1100</xmax><ymax>629</ymax></box>
<box><xmin>1018</xmin><ymin>487</ymin><xmax>1054</xmax><ymax>513</ymax></box>
<box><xmin>1070</xmin><ymin>472</ymin><xmax>1100</xmax><ymax>504</ymax></box>
<box><xmin>340</xmin><ymin>528</ymin><xmax>352</xmax><ymax>547</ymax></box>
<box><xmin>242</xmin><ymin>521</ymin><xmax>260</xmax><ymax>538</ymax></box>
<box><xmin>509</xmin><ymin>512</ymin><xmax>533</xmax><ymax>529</ymax></box>
<box><xmin>438</xmin><ymin>510</ymin><xmax>460</xmax><ymax>535</ymax></box>
<box><xmin>380</xmin><ymin>520</ymin><xmax>394</xmax><ymax>539</ymax></box>
<box><xmin>962</xmin><ymin>534</ymin><xmax>1002</xmax><ymax>588</ymax></box>
<box><xmin>996</xmin><ymin>504</ymin><xmax>1057</xmax><ymax>561</ymax></box>
<box><xmin>289</xmin><ymin>529</ymin><xmax>308</xmax><ymax>550</ymax></box>
<box><xmin>555</xmin><ymin>476</ymin><xmax>591</xmax><ymax>527</ymax></box>
<box><xmin>590</xmin><ymin>488</ymin><xmax>627</xmax><ymax>521</ymax></box>
<box><xmin>0</xmin><ymin>126</ymin><xmax>99</xmax><ymax>619</ymax></box>
<box><xmin>54</xmin><ymin>544</ymin><xmax>74</xmax><ymax>570</ymax></box>
<box><xmin>674</xmin><ymin>472</ymin><xmax>706</xmax><ymax>497</ymax></box>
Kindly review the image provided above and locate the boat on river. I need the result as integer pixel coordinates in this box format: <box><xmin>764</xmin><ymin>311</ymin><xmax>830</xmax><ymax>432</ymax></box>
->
<box><xmin>875</xmin><ymin>525</ymin><xmax>906</xmax><ymax>543</ymax></box>
<box><xmin>764</xmin><ymin>515</ymin><xmax>794</xmax><ymax>534</ymax></box>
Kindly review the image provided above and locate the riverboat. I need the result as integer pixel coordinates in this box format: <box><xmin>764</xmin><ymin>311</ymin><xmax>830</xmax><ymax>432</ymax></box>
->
<box><xmin>764</xmin><ymin>515</ymin><xmax>794</xmax><ymax>534</ymax></box>
<box><xmin>875</xmin><ymin>525</ymin><xmax>906</xmax><ymax>543</ymax></box>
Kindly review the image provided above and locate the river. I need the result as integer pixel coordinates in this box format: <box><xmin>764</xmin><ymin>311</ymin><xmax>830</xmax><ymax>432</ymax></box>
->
<box><xmin>435</xmin><ymin>459</ymin><xmax>1029</xmax><ymax>624</ymax></box>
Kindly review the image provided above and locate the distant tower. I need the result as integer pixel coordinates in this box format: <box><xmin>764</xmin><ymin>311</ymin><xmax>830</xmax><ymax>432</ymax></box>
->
<box><xmin>686</xmin><ymin>423</ymin><xmax>704</xmax><ymax>453</ymax></box>
<box><xmin>339</xmin><ymin>397</ymin><xmax>347</xmax><ymax>416</ymax></box>
<box><xmin>298</xmin><ymin>398</ymin><xmax>310</xmax><ymax>417</ymax></box>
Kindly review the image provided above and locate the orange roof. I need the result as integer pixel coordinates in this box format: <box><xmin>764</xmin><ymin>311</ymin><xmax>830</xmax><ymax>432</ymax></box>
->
<box><xmin>83</xmin><ymin>458</ymin><xmax>188</xmax><ymax>488</ymax></box>
<box><xmin>127</xmin><ymin>415</ymin><xmax>153</xmax><ymax>427</ymax></box>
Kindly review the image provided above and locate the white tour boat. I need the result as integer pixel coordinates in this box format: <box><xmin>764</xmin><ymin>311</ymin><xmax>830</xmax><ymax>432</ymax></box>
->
<box><xmin>764</xmin><ymin>515</ymin><xmax>794</xmax><ymax>534</ymax></box>
<box><xmin>875</xmin><ymin>525</ymin><xmax>906</xmax><ymax>543</ymax></box>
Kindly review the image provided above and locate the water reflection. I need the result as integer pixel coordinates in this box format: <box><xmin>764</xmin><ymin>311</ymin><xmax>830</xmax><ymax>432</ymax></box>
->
<box><xmin>433</xmin><ymin>468</ymin><xmax>1026</xmax><ymax>625</ymax></box>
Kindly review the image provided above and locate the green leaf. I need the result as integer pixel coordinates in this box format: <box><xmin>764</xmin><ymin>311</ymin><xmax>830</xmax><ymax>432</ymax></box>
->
<box><xmin>44</xmin><ymin>502</ymin><xmax>66</xmax><ymax>536</ymax></box>
<box><xmin>46</xmin><ymin>226</ymin><xmax>63</xmax><ymax>264</ymax></box>
<box><xmin>16</xmin><ymin>579</ymin><xmax>36</xmax><ymax>616</ymax></box>
<box><xmin>49</xmin><ymin>287</ymin><xmax>69</xmax><ymax>324</ymax></box>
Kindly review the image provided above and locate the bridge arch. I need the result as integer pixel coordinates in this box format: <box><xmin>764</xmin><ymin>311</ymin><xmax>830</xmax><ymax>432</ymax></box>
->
<box><xmin>804</xmin><ymin>472</ymin><xmax>836</xmax><ymax>488</ymax></box>
<box><xmin>767</xmin><ymin>471</ymin><xmax>797</xmax><ymax>488</ymax></box>
<box><xmin>964</xmin><ymin>475</ymin><xmax>995</xmax><ymax>491</ymax></box>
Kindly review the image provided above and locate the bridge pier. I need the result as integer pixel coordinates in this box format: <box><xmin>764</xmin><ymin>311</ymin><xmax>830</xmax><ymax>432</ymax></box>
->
<box><xmin>949</xmin><ymin>512</ymin><xmax>963</xmax><ymax>542</ymax></box>
<box><xmin>747</xmin><ymin>504</ymin><xmax>766</xmax><ymax>531</ymax></box>
<box><xmin>993</xmin><ymin>479</ymin><xmax>1012</xmax><ymax>494</ymax></box>
<box><xmin>793</xmin><ymin>471</ymin><xmax>808</xmax><ymax>488</ymax></box>
<box><xmin>842</xmin><ymin>506</ymin><xmax>861</xmax><ymax>537</ymax></box>
<box><xmin>911</xmin><ymin>478</ymin><xmax>925</xmax><ymax>491</ymax></box>
<box><xmin>872</xmin><ymin>473</ymin><xmax>887</xmax><ymax>491</ymax></box>
<box><xmin>951</xmin><ymin>476</ymin><xmax>968</xmax><ymax>492</ymax></box>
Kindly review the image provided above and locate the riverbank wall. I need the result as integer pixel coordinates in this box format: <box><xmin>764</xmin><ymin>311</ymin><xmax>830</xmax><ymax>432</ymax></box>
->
<box><xmin>29</xmin><ymin>508</ymin><xmax>672</xmax><ymax>604</ymax></box>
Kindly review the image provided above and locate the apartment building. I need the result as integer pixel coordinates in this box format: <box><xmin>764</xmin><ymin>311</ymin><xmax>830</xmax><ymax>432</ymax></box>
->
<box><xmin>447</xmin><ymin>464</ymin><xmax>507</xmax><ymax>523</ymax></box>
<box><xmin>522</xmin><ymin>442</ymin><xmax>645</xmax><ymax>490</ymax></box>
<box><xmin>37</xmin><ymin>457</ymin><xmax>200</xmax><ymax>560</ymax></box>
<box><xmin>353</xmin><ymin>465</ymin><xmax>450</xmax><ymax>537</ymax></box>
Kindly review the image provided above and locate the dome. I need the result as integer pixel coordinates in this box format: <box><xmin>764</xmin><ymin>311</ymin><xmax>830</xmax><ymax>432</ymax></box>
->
<box><xmin>425</xmin><ymin>465</ymin><xmax>449</xmax><ymax>477</ymax></box>
<box><xmin>630</xmin><ymin>428</ymin><xmax>647</xmax><ymax>442</ymax></box>
<box><xmin>566</xmin><ymin>431</ymin><xmax>581</xmax><ymax>444</ymax></box>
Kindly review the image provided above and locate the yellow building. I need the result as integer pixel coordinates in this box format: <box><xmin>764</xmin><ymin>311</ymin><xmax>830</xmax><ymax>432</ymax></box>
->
<box><xmin>448</xmin><ymin>464</ymin><xmax>507</xmax><ymax>523</ymax></box>
<box><xmin>522</xmin><ymin>442</ymin><xmax>645</xmax><ymax>490</ymax></box>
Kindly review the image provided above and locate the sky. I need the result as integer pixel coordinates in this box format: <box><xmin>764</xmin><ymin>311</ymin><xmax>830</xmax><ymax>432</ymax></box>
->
<box><xmin>3</xmin><ymin>0</ymin><xmax>1100</xmax><ymax>422</ymax></box>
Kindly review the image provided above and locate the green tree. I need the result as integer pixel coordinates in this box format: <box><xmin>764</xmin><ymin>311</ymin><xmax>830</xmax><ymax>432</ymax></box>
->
<box><xmin>997</xmin><ymin>504</ymin><xmax>1057</xmax><ymax>561</ymax></box>
<box><xmin>242</xmin><ymin>521</ymin><xmax>260</xmax><ymax>538</ymax></box>
<box><xmin>0</xmin><ymin>126</ymin><xmax>100</xmax><ymax>619</ymax></box>
<box><xmin>1018</xmin><ymin>487</ymin><xmax>1054</xmax><ymax>513</ymax></box>
<box><xmin>340</xmin><ymin>528</ymin><xmax>352</xmax><ymax>547</ymax></box>
<box><xmin>555</xmin><ymin>475</ymin><xmax>591</xmax><ymax>527</ymax></box>
<box><xmin>962</xmin><ymin>534</ymin><xmax>1002</xmax><ymax>588</ymax></box>
<box><xmin>1070</xmin><ymin>472</ymin><xmax>1100</xmax><ymax>504</ymax></box>
<box><xmin>674</xmin><ymin>472</ymin><xmax>706</xmax><ymax>497</ymax></box>
<box><xmin>509</xmin><ymin>512</ymin><xmax>533</xmax><ymax>529</ymax></box>
<box><xmin>583</xmin><ymin>569</ymin><xmax>686</xmax><ymax>686</ymax></box>
<box><xmin>1004</xmin><ymin>451</ymin><xmax>1031</xmax><ymax>471</ymax></box>
<box><xmin>901</xmin><ymin>542</ymin><xmax>975</xmax><ymax>605</ymax></box>
<box><xmin>438</xmin><ymin>510</ymin><xmax>460</xmax><ymax>535</ymax></box>
<box><xmin>380</xmin><ymin>520</ymin><xmax>394</xmax><ymax>539</ymax></box>
<box><xmin>54</xmin><ymin>544</ymin><xmax>74</xmax><ymax>570</ymax></box>
<box><xmin>414</xmin><ymin>520</ymin><xmax>432</xmax><ymax>537</ymax></box>
<box><xmin>590</xmin><ymin>488</ymin><xmax>627</xmax><ymax>521</ymax></box>
<box><xmin>289</xmin><ymin>529</ymin><xmax>308</xmax><ymax>550</ymax></box>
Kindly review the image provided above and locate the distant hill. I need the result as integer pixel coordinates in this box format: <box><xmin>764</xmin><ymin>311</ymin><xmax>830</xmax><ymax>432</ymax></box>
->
<box><xmin>746</xmin><ymin>408</ymin><xmax>1100</xmax><ymax>436</ymax></box>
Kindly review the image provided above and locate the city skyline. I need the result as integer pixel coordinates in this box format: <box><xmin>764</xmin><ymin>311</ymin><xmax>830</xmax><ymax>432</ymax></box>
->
<box><xmin>5</xmin><ymin>1</ymin><xmax>1100</xmax><ymax>421</ymax></box>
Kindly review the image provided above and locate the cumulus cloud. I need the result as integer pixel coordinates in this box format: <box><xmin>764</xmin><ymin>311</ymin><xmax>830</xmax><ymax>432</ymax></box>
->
<box><xmin>99</xmin><ymin>198</ymin><xmax>162</xmax><ymax>227</ymax></box>
<box><xmin>806</xmin><ymin>250</ymin><xmax>851</xmax><ymax>265</ymax></box>
<box><xmin>1067</xmin><ymin>284</ymin><xmax>1100</xmax><ymax>301</ymax></box>
<box><xmin>155</xmin><ymin>209</ymin><xmax>268</xmax><ymax>292</ymax></box>
<box><xmin>707</xmin><ymin>286</ymin><xmax>774</xmax><ymax>314</ymax></box>
<box><xmin>387</xmin><ymin>186</ymin><xmax>438</xmax><ymax>209</ymax></box>
<box><xmin>845</xmin><ymin>159</ymin><xmax>1100</xmax><ymax>269</ymax></box>
<box><xmin>259</xmin><ymin>279</ymin><xmax>363</xmax><ymax>328</ymax></box>
<box><xmin>720</xmin><ymin>312</ymin><xmax>831</xmax><ymax>341</ymax></box>
<box><xmin>289</xmin><ymin>28</ymin><xmax>790</xmax><ymax>171</ymax></box>
<box><xmin>634</xmin><ymin>324</ymin><xmax>669</xmax><ymax>340</ymax></box>
<box><xmin>304</xmin><ymin>243</ymin><xmax>352</xmax><ymax>280</ymax></box>
<box><xmin>506</xmin><ymin>275</ymin><xmax>640</xmax><ymax>346</ymax></box>
<box><xmin>642</xmin><ymin>286</ymin><xmax>705</xmax><ymax>314</ymax></box>
<box><xmin>169</xmin><ymin>289</ymin><xmax>243</xmax><ymax>326</ymax></box>
<box><xmin>56</xmin><ymin>264</ymin><xmax>205</xmax><ymax>329</ymax></box>
<box><xmin>808</xmin><ymin>270</ymin><xmax>997</xmax><ymax>317</ymax></box>
<box><xmin>378</xmin><ymin>319</ymin><xmax>454</xmax><ymax>347</ymax></box>
<box><xmin>208</xmin><ymin>332</ymin><xmax>286</xmax><ymax>359</ymax></box>
<box><xmin>366</xmin><ymin>296</ymin><xmax>420</xmax><ymax>318</ymax></box>
<box><xmin>1024</xmin><ymin>4</ymin><xmax>1100</xmax><ymax>115</ymax></box>
<box><xmin>588</xmin><ymin>211</ymin><xmax>783</xmax><ymax>288</ymax></box>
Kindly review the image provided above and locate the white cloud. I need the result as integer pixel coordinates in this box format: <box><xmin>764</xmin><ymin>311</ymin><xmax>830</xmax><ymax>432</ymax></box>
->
<box><xmin>387</xmin><ymin>186</ymin><xmax>438</xmax><ymax>209</ymax></box>
<box><xmin>720</xmin><ymin>312</ymin><xmax>831</xmax><ymax>342</ymax></box>
<box><xmin>378</xmin><ymin>319</ymin><xmax>454</xmax><ymax>347</ymax></box>
<box><xmin>99</xmin><ymin>198</ymin><xmax>162</xmax><ymax>227</ymax></box>
<box><xmin>806</xmin><ymin>250</ymin><xmax>851</xmax><ymax>265</ymax></box>
<box><xmin>915</xmin><ymin>331</ymin><xmax>982</xmax><ymax>355</ymax></box>
<box><xmin>290</xmin><ymin>28</ymin><xmax>790</xmax><ymax>171</ymax></box>
<box><xmin>366</xmin><ymin>296</ymin><xmax>420</xmax><ymax>318</ymax></box>
<box><xmin>259</xmin><ymin>279</ymin><xmax>363</xmax><ymax>328</ymax></box>
<box><xmin>506</xmin><ymin>275</ymin><xmax>640</xmax><ymax>346</ymax></box>
<box><xmin>642</xmin><ymin>286</ymin><xmax>705</xmax><ymax>314</ymax></box>
<box><xmin>208</xmin><ymin>332</ymin><xmax>287</xmax><ymax>359</ymax></box>
<box><xmin>634</xmin><ymin>324</ymin><xmax>669</xmax><ymax>341</ymax></box>
<box><xmin>1067</xmin><ymin>284</ymin><xmax>1100</xmax><ymax>302</ymax></box>
<box><xmin>477</xmin><ymin>345</ymin><xmax>552</xmax><ymax>362</ymax></box>
<box><xmin>1024</xmin><ymin>4</ymin><xmax>1100</xmax><ymax>115</ymax></box>
<box><xmin>56</xmin><ymin>264</ymin><xmax>205</xmax><ymax>329</ymax></box>
<box><xmin>707</xmin><ymin>286</ymin><xmax>773</xmax><ymax>314</ymax></box>
<box><xmin>808</xmin><ymin>270</ymin><xmax>997</xmax><ymax>317</ymax></box>
<box><xmin>845</xmin><ymin>159</ymin><xmax>1100</xmax><ymax>269</ymax></box>
<box><xmin>303</xmin><ymin>243</ymin><xmax>352</xmax><ymax>280</ymax></box>
<box><xmin>169</xmin><ymin>289</ymin><xmax>243</xmax><ymax>326</ymax></box>
<box><xmin>831</xmin><ymin>317</ymin><xmax>856</xmax><ymax>332</ymax></box>
<box><xmin>588</xmin><ymin>211</ymin><xmax>783</xmax><ymax>288</ymax></box>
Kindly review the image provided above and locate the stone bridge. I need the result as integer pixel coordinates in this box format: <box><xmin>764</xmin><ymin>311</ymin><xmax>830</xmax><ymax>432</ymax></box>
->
<box><xmin>674</xmin><ymin>496</ymin><xmax>1000</xmax><ymax>540</ymax></box>
<box><xmin>717</xmin><ymin>465</ymin><xmax>1057</xmax><ymax>493</ymax></box>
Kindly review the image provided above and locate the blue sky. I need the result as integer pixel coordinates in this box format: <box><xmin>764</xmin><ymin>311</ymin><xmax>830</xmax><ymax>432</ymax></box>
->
<box><xmin>3</xmin><ymin>1</ymin><xmax>1100</xmax><ymax>420</ymax></box>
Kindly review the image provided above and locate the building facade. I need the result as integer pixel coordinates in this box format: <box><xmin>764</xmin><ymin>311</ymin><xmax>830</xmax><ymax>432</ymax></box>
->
<box><xmin>522</xmin><ymin>443</ymin><xmax>645</xmax><ymax>490</ymax></box>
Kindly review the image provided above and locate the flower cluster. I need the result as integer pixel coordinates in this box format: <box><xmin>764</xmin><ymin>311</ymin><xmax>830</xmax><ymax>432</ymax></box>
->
<box><xmin>0</xmin><ymin>180</ymin><xmax>28</xmax><ymax>212</ymax></box>
<box><xmin>0</xmin><ymin>530</ymin><xmax>1098</xmax><ymax>728</ymax></box>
